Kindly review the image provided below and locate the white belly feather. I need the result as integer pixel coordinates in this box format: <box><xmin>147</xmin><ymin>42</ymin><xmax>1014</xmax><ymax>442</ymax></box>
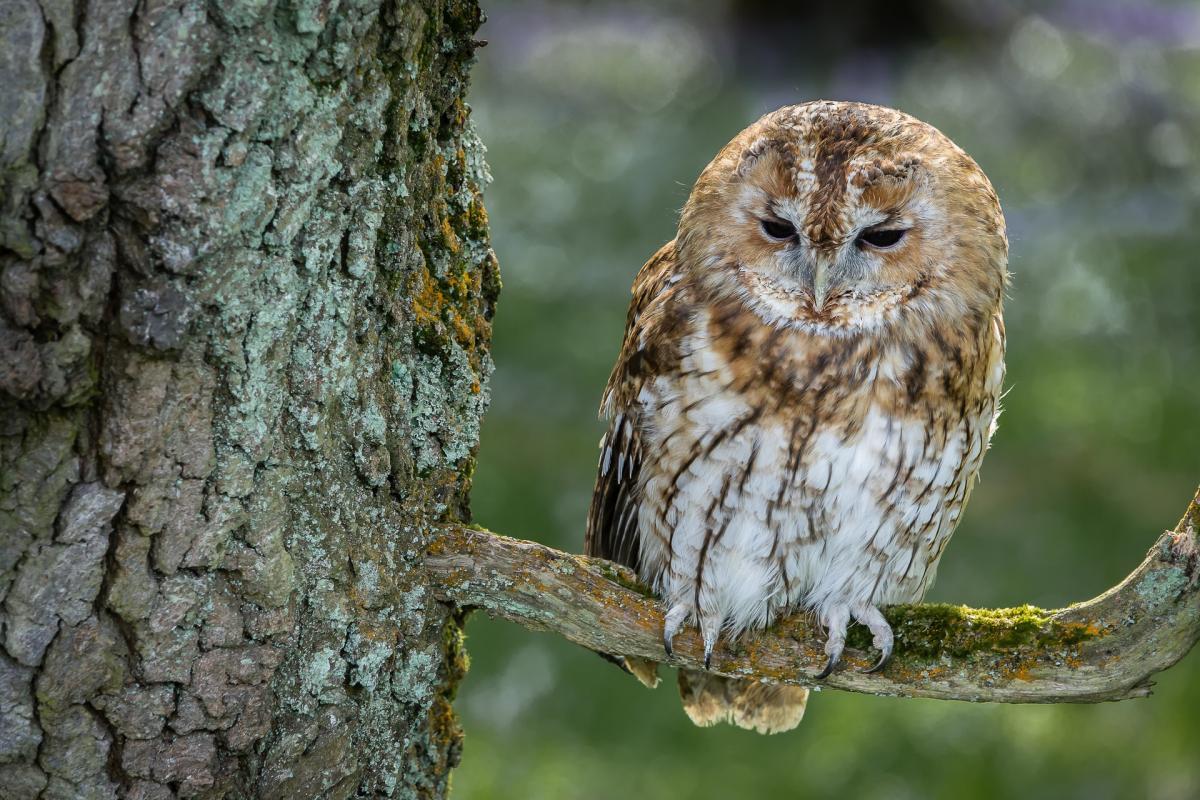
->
<box><xmin>636</xmin><ymin>343</ymin><xmax>1000</xmax><ymax>639</ymax></box>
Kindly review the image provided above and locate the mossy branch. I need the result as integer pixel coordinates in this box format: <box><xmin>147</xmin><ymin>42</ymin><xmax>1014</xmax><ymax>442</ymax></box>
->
<box><xmin>425</xmin><ymin>488</ymin><xmax>1200</xmax><ymax>703</ymax></box>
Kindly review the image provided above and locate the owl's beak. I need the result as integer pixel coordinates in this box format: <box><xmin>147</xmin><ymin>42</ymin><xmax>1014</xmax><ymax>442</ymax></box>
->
<box><xmin>811</xmin><ymin>260</ymin><xmax>832</xmax><ymax>310</ymax></box>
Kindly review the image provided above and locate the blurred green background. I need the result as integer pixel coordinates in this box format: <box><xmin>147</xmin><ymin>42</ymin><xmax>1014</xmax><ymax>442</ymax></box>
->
<box><xmin>454</xmin><ymin>1</ymin><xmax>1200</xmax><ymax>797</ymax></box>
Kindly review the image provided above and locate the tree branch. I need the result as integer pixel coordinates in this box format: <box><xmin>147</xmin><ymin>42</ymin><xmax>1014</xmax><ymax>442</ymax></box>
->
<box><xmin>426</xmin><ymin>487</ymin><xmax>1200</xmax><ymax>703</ymax></box>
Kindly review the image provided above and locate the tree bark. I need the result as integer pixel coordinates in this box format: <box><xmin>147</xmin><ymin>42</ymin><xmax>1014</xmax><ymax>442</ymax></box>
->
<box><xmin>1</xmin><ymin>1</ymin><xmax>496</xmax><ymax>798</ymax></box>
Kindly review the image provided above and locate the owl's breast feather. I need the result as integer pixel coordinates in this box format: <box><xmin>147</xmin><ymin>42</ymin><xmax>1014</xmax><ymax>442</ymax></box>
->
<box><xmin>633</xmin><ymin>302</ymin><xmax>1004</xmax><ymax>633</ymax></box>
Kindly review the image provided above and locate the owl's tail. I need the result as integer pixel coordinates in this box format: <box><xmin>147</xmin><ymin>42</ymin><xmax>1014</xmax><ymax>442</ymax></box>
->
<box><xmin>677</xmin><ymin>669</ymin><xmax>809</xmax><ymax>734</ymax></box>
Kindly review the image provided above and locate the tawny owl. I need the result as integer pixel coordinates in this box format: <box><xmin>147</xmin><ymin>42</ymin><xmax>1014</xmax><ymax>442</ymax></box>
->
<box><xmin>586</xmin><ymin>101</ymin><xmax>1007</xmax><ymax>733</ymax></box>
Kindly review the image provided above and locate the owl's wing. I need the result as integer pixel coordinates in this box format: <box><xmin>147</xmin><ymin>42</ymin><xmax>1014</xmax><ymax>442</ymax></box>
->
<box><xmin>586</xmin><ymin>240</ymin><xmax>684</xmax><ymax>571</ymax></box>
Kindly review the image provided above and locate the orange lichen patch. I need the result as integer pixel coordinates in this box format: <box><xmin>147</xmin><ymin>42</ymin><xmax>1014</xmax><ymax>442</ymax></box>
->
<box><xmin>1007</xmin><ymin>663</ymin><xmax>1035</xmax><ymax>682</ymax></box>
<box><xmin>983</xmin><ymin>641</ymin><xmax>1092</xmax><ymax>683</ymax></box>
<box><xmin>411</xmin><ymin>271</ymin><xmax>446</xmax><ymax>329</ymax></box>
<box><xmin>425</xmin><ymin>535</ymin><xmax>452</xmax><ymax>557</ymax></box>
<box><xmin>349</xmin><ymin>615</ymin><xmax>398</xmax><ymax>646</ymax></box>
<box><xmin>449</xmin><ymin>309</ymin><xmax>475</xmax><ymax>347</ymax></box>
<box><xmin>445</xmin><ymin>259</ymin><xmax>481</xmax><ymax>300</ymax></box>
<box><xmin>440</xmin><ymin>215</ymin><xmax>460</xmax><ymax>254</ymax></box>
<box><xmin>466</xmin><ymin>196</ymin><xmax>489</xmax><ymax>235</ymax></box>
<box><xmin>410</xmin><ymin>265</ymin><xmax>483</xmax><ymax>353</ymax></box>
<box><xmin>406</xmin><ymin>152</ymin><xmax>495</xmax><ymax>357</ymax></box>
<box><xmin>913</xmin><ymin>664</ymin><xmax>949</xmax><ymax>680</ymax></box>
<box><xmin>583</xmin><ymin>576</ymin><xmax>640</xmax><ymax>616</ymax></box>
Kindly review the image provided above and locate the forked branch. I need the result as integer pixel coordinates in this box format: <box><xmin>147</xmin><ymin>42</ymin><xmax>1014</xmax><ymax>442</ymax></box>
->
<box><xmin>425</xmin><ymin>488</ymin><xmax>1200</xmax><ymax>703</ymax></box>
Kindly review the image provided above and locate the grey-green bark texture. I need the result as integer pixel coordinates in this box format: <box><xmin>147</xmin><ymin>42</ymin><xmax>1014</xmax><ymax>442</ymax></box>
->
<box><xmin>0</xmin><ymin>1</ymin><xmax>497</xmax><ymax>797</ymax></box>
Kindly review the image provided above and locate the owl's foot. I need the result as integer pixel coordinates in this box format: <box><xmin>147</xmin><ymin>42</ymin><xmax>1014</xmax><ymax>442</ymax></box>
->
<box><xmin>662</xmin><ymin>605</ymin><xmax>720</xmax><ymax>669</ymax></box>
<box><xmin>815</xmin><ymin>606</ymin><xmax>850</xmax><ymax>679</ymax></box>
<box><xmin>854</xmin><ymin>604</ymin><xmax>894</xmax><ymax>673</ymax></box>
<box><xmin>814</xmin><ymin>604</ymin><xmax>894</xmax><ymax>678</ymax></box>
<box><xmin>662</xmin><ymin>604</ymin><xmax>689</xmax><ymax>660</ymax></box>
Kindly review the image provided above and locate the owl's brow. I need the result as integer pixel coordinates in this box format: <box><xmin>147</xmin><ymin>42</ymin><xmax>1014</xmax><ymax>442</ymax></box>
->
<box><xmin>764</xmin><ymin>200</ymin><xmax>790</xmax><ymax>220</ymax></box>
<box><xmin>735</xmin><ymin>135</ymin><xmax>799</xmax><ymax>178</ymax></box>
<box><xmin>851</xmin><ymin>156</ymin><xmax>923</xmax><ymax>189</ymax></box>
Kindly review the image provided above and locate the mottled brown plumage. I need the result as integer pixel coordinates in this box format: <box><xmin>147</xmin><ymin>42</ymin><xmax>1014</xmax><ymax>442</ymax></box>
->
<box><xmin>587</xmin><ymin>101</ymin><xmax>1007</xmax><ymax>733</ymax></box>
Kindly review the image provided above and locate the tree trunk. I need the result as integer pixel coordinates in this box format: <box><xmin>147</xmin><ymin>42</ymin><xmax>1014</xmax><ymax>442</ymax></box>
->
<box><xmin>0</xmin><ymin>1</ymin><xmax>496</xmax><ymax>797</ymax></box>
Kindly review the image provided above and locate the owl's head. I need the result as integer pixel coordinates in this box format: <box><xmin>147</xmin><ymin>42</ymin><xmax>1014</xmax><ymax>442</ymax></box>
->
<box><xmin>678</xmin><ymin>101</ymin><xmax>1007</xmax><ymax>337</ymax></box>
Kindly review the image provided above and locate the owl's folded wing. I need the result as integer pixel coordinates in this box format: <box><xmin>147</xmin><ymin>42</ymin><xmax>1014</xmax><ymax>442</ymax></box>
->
<box><xmin>586</xmin><ymin>240</ymin><xmax>685</xmax><ymax>571</ymax></box>
<box><xmin>587</xmin><ymin>411</ymin><xmax>644</xmax><ymax>568</ymax></box>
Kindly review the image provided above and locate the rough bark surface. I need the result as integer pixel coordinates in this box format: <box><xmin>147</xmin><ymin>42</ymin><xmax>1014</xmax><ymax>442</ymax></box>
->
<box><xmin>0</xmin><ymin>1</ymin><xmax>497</xmax><ymax>797</ymax></box>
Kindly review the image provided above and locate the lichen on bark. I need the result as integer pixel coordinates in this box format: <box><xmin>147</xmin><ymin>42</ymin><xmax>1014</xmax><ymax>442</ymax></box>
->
<box><xmin>0</xmin><ymin>1</ymin><xmax>496</xmax><ymax>797</ymax></box>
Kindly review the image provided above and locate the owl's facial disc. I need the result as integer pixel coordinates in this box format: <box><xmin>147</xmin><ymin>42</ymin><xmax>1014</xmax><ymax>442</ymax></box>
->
<box><xmin>680</xmin><ymin>102</ymin><xmax>1007</xmax><ymax>337</ymax></box>
<box><xmin>749</xmin><ymin>196</ymin><xmax>917</xmax><ymax>307</ymax></box>
<box><xmin>724</xmin><ymin>185</ymin><xmax>930</xmax><ymax>333</ymax></box>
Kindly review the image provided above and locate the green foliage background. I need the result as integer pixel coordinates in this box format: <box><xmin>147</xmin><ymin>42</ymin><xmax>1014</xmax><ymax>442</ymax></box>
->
<box><xmin>455</xmin><ymin>2</ymin><xmax>1200</xmax><ymax>797</ymax></box>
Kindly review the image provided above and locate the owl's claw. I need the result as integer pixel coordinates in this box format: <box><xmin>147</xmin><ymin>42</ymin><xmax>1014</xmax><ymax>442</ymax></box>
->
<box><xmin>863</xmin><ymin>650</ymin><xmax>891</xmax><ymax>674</ymax></box>
<box><xmin>853</xmin><ymin>605</ymin><xmax>894</xmax><ymax>674</ymax></box>
<box><xmin>815</xmin><ymin>650</ymin><xmax>841</xmax><ymax>680</ymax></box>
<box><xmin>815</xmin><ymin>635</ymin><xmax>845</xmax><ymax>679</ymax></box>
<box><xmin>662</xmin><ymin>604</ymin><xmax>688</xmax><ymax>660</ymax></box>
<box><xmin>815</xmin><ymin>606</ymin><xmax>850</xmax><ymax>679</ymax></box>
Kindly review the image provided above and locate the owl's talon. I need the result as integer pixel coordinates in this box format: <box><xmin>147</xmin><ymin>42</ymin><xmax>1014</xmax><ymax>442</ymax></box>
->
<box><xmin>815</xmin><ymin>631</ymin><xmax>846</xmax><ymax>678</ymax></box>
<box><xmin>863</xmin><ymin>650</ymin><xmax>891</xmax><ymax>674</ymax></box>
<box><xmin>853</xmin><ymin>605</ymin><xmax>894</xmax><ymax>675</ymax></box>
<box><xmin>815</xmin><ymin>652</ymin><xmax>840</xmax><ymax>680</ymax></box>
<box><xmin>662</xmin><ymin>604</ymin><xmax>688</xmax><ymax>660</ymax></box>
<box><xmin>816</xmin><ymin>606</ymin><xmax>850</xmax><ymax>679</ymax></box>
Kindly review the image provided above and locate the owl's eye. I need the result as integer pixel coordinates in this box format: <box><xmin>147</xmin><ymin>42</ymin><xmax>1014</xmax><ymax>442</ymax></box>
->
<box><xmin>857</xmin><ymin>228</ymin><xmax>908</xmax><ymax>249</ymax></box>
<box><xmin>760</xmin><ymin>218</ymin><xmax>797</xmax><ymax>241</ymax></box>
